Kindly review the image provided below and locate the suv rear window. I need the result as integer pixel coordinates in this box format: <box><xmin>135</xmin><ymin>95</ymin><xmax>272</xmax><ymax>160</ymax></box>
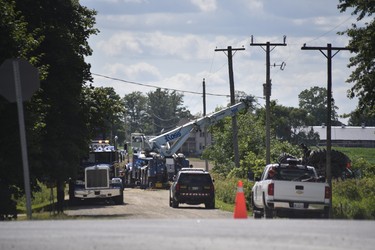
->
<box><xmin>178</xmin><ymin>173</ymin><xmax>212</xmax><ymax>185</ymax></box>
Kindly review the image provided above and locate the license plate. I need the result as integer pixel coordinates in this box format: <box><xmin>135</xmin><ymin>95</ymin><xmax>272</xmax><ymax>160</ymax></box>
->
<box><xmin>191</xmin><ymin>187</ymin><xmax>199</xmax><ymax>191</ymax></box>
<box><xmin>155</xmin><ymin>183</ymin><xmax>162</xmax><ymax>188</ymax></box>
<box><xmin>293</xmin><ymin>202</ymin><xmax>304</xmax><ymax>209</ymax></box>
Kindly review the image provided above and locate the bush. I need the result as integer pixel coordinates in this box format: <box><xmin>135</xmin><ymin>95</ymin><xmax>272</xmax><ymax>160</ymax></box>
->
<box><xmin>212</xmin><ymin>173</ymin><xmax>253</xmax><ymax>210</ymax></box>
<box><xmin>351</xmin><ymin>157</ymin><xmax>375</xmax><ymax>178</ymax></box>
<box><xmin>332</xmin><ymin>177</ymin><xmax>375</xmax><ymax>219</ymax></box>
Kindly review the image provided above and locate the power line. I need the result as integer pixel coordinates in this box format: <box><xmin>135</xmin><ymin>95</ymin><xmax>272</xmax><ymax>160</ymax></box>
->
<box><xmin>304</xmin><ymin>15</ymin><xmax>353</xmax><ymax>45</ymax></box>
<box><xmin>92</xmin><ymin>72</ymin><xmax>230</xmax><ymax>97</ymax></box>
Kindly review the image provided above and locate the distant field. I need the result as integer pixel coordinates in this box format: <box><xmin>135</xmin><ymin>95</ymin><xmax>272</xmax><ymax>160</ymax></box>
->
<box><xmin>334</xmin><ymin>147</ymin><xmax>375</xmax><ymax>165</ymax></box>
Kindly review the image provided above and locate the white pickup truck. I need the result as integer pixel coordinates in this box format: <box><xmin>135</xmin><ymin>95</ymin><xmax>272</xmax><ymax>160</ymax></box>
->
<box><xmin>251</xmin><ymin>159</ymin><xmax>330</xmax><ymax>219</ymax></box>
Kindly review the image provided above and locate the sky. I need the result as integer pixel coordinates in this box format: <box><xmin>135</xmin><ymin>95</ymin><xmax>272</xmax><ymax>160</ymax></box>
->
<box><xmin>80</xmin><ymin>0</ymin><xmax>364</xmax><ymax>124</ymax></box>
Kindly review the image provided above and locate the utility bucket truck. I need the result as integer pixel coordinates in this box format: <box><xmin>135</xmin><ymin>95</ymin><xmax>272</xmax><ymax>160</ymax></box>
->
<box><xmin>127</xmin><ymin>97</ymin><xmax>253</xmax><ymax>188</ymax></box>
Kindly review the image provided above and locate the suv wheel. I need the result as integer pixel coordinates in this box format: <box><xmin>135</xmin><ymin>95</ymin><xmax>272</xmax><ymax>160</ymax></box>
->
<box><xmin>205</xmin><ymin>198</ymin><xmax>215</xmax><ymax>209</ymax></box>
<box><xmin>172</xmin><ymin>199</ymin><xmax>179</xmax><ymax>208</ymax></box>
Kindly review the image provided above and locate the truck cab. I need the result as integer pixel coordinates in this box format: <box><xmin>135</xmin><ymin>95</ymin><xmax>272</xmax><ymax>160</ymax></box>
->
<box><xmin>69</xmin><ymin>140</ymin><xmax>124</xmax><ymax>205</ymax></box>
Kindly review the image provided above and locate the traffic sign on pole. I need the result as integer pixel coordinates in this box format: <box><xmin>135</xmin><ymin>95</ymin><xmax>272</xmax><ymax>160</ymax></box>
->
<box><xmin>0</xmin><ymin>58</ymin><xmax>40</xmax><ymax>220</ymax></box>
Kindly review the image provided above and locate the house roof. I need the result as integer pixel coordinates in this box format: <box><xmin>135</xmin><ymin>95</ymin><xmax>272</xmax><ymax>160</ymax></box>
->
<box><xmin>309</xmin><ymin>126</ymin><xmax>375</xmax><ymax>141</ymax></box>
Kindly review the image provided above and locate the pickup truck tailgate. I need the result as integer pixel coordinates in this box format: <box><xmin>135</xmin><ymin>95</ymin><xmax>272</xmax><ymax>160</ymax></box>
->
<box><xmin>274</xmin><ymin>181</ymin><xmax>326</xmax><ymax>202</ymax></box>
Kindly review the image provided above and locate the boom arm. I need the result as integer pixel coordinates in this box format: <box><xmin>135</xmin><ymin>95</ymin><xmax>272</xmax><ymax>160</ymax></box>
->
<box><xmin>147</xmin><ymin>97</ymin><xmax>252</xmax><ymax>157</ymax></box>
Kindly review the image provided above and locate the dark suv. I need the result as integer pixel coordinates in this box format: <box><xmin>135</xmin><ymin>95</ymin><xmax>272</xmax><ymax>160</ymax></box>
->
<box><xmin>169</xmin><ymin>168</ymin><xmax>215</xmax><ymax>209</ymax></box>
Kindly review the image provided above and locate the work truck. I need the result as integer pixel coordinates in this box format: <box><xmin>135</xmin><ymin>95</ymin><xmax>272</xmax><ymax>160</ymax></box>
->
<box><xmin>127</xmin><ymin>97</ymin><xmax>253</xmax><ymax>188</ymax></box>
<box><xmin>251</xmin><ymin>158</ymin><xmax>330</xmax><ymax>219</ymax></box>
<box><xmin>69</xmin><ymin>140</ymin><xmax>124</xmax><ymax>205</ymax></box>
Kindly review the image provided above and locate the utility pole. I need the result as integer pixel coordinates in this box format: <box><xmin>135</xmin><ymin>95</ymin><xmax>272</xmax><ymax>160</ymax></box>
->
<box><xmin>202</xmin><ymin>78</ymin><xmax>209</xmax><ymax>171</ymax></box>
<box><xmin>215</xmin><ymin>46</ymin><xmax>245</xmax><ymax>168</ymax></box>
<box><xmin>301</xmin><ymin>43</ymin><xmax>351</xmax><ymax>218</ymax></box>
<box><xmin>250</xmin><ymin>36</ymin><xmax>287</xmax><ymax>165</ymax></box>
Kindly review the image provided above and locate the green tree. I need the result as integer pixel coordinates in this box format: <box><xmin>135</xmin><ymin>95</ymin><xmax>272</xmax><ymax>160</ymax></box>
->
<box><xmin>14</xmin><ymin>0</ymin><xmax>98</xmax><ymax>212</ymax></box>
<box><xmin>268</xmin><ymin>101</ymin><xmax>310</xmax><ymax>142</ymax></box>
<box><xmin>123</xmin><ymin>91</ymin><xmax>149</xmax><ymax>136</ymax></box>
<box><xmin>338</xmin><ymin>0</ymin><xmax>375</xmax><ymax>113</ymax></box>
<box><xmin>147</xmin><ymin>88</ymin><xmax>192</xmax><ymax>135</ymax></box>
<box><xmin>345</xmin><ymin>105</ymin><xmax>375</xmax><ymax>126</ymax></box>
<box><xmin>298</xmin><ymin>86</ymin><xmax>340</xmax><ymax>126</ymax></box>
<box><xmin>83</xmin><ymin>86</ymin><xmax>125</xmax><ymax>142</ymax></box>
<box><xmin>0</xmin><ymin>0</ymin><xmax>45</xmax><ymax>219</ymax></box>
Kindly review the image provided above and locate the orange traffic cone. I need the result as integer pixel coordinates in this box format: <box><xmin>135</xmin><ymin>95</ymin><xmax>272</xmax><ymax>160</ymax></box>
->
<box><xmin>234</xmin><ymin>180</ymin><xmax>248</xmax><ymax>219</ymax></box>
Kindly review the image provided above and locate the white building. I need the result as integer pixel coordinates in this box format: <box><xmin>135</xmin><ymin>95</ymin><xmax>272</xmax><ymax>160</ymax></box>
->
<box><xmin>303</xmin><ymin>125</ymin><xmax>375</xmax><ymax>148</ymax></box>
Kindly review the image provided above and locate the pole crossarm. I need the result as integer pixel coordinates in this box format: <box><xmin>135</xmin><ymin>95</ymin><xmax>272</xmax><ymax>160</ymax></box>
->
<box><xmin>215</xmin><ymin>47</ymin><xmax>245</xmax><ymax>57</ymax></box>
<box><xmin>301</xmin><ymin>45</ymin><xmax>351</xmax><ymax>58</ymax></box>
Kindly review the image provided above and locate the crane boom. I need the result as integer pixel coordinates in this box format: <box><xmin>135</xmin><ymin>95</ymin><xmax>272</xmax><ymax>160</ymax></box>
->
<box><xmin>147</xmin><ymin>97</ymin><xmax>252</xmax><ymax>156</ymax></box>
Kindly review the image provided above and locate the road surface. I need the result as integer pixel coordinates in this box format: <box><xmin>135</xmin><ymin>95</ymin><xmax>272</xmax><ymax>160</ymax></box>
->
<box><xmin>65</xmin><ymin>188</ymin><xmax>233</xmax><ymax>219</ymax></box>
<box><xmin>1</xmin><ymin>219</ymin><xmax>374</xmax><ymax>250</ymax></box>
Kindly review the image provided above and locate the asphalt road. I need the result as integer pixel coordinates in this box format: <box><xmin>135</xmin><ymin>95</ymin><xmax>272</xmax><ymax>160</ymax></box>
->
<box><xmin>1</xmin><ymin>219</ymin><xmax>374</xmax><ymax>250</ymax></box>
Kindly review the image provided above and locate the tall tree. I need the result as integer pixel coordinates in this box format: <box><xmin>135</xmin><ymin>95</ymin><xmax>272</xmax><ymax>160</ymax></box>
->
<box><xmin>268</xmin><ymin>101</ymin><xmax>313</xmax><ymax>143</ymax></box>
<box><xmin>338</xmin><ymin>0</ymin><xmax>375</xmax><ymax>113</ymax></box>
<box><xmin>83</xmin><ymin>86</ymin><xmax>125</xmax><ymax>141</ymax></box>
<box><xmin>14</xmin><ymin>0</ymin><xmax>98</xmax><ymax>211</ymax></box>
<box><xmin>345</xmin><ymin>105</ymin><xmax>375</xmax><ymax>126</ymax></box>
<box><xmin>123</xmin><ymin>91</ymin><xmax>148</xmax><ymax>136</ymax></box>
<box><xmin>0</xmin><ymin>0</ymin><xmax>44</xmax><ymax>219</ymax></box>
<box><xmin>147</xmin><ymin>88</ymin><xmax>192</xmax><ymax>135</ymax></box>
<box><xmin>298</xmin><ymin>86</ymin><xmax>340</xmax><ymax>126</ymax></box>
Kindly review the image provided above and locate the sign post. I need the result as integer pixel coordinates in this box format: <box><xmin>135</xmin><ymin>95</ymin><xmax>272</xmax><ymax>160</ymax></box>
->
<box><xmin>0</xmin><ymin>58</ymin><xmax>40</xmax><ymax>220</ymax></box>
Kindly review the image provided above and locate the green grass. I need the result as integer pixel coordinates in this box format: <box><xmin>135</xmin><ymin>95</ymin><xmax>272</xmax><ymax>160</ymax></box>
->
<box><xmin>334</xmin><ymin>147</ymin><xmax>375</xmax><ymax>165</ymax></box>
<box><xmin>16</xmin><ymin>181</ymin><xmax>58</xmax><ymax>214</ymax></box>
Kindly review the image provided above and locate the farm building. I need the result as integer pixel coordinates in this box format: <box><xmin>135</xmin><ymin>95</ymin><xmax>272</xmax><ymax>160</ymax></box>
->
<box><xmin>305</xmin><ymin>125</ymin><xmax>375</xmax><ymax>148</ymax></box>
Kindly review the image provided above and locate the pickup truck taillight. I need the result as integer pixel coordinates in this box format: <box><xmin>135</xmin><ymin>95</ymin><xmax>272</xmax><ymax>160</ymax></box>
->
<box><xmin>268</xmin><ymin>183</ymin><xmax>274</xmax><ymax>196</ymax></box>
<box><xmin>325</xmin><ymin>186</ymin><xmax>331</xmax><ymax>199</ymax></box>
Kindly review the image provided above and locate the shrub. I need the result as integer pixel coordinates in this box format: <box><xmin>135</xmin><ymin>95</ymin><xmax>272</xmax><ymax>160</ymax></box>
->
<box><xmin>212</xmin><ymin>173</ymin><xmax>253</xmax><ymax>210</ymax></box>
<box><xmin>332</xmin><ymin>177</ymin><xmax>375</xmax><ymax>219</ymax></box>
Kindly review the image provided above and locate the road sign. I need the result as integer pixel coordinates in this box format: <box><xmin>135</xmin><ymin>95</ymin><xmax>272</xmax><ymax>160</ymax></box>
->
<box><xmin>0</xmin><ymin>58</ymin><xmax>40</xmax><ymax>102</ymax></box>
<box><xmin>0</xmin><ymin>58</ymin><xmax>40</xmax><ymax>220</ymax></box>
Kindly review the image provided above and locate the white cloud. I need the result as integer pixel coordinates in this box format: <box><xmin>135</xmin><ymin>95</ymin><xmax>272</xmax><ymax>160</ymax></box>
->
<box><xmin>97</xmin><ymin>32</ymin><xmax>143</xmax><ymax>55</ymax></box>
<box><xmin>103</xmin><ymin>62</ymin><xmax>162</xmax><ymax>81</ymax></box>
<box><xmin>190</xmin><ymin>0</ymin><xmax>217</xmax><ymax>12</ymax></box>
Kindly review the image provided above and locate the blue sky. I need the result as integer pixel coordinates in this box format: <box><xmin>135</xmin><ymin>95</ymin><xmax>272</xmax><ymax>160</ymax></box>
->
<box><xmin>80</xmin><ymin>0</ymin><xmax>363</xmax><ymax>123</ymax></box>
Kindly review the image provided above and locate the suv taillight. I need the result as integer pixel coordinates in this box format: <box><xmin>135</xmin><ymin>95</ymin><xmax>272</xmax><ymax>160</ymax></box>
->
<box><xmin>325</xmin><ymin>186</ymin><xmax>331</xmax><ymax>199</ymax></box>
<box><xmin>268</xmin><ymin>183</ymin><xmax>274</xmax><ymax>196</ymax></box>
<box><xmin>175</xmin><ymin>183</ymin><xmax>180</xmax><ymax>192</ymax></box>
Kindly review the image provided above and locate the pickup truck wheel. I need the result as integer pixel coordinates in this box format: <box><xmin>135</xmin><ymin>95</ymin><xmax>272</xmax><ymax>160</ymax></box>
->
<box><xmin>263</xmin><ymin>194</ymin><xmax>273</xmax><ymax>219</ymax></box>
<box><xmin>251</xmin><ymin>193</ymin><xmax>262</xmax><ymax>219</ymax></box>
<box><xmin>253</xmin><ymin>210</ymin><xmax>262</xmax><ymax>219</ymax></box>
<box><xmin>264</xmin><ymin>207</ymin><xmax>273</xmax><ymax>219</ymax></box>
